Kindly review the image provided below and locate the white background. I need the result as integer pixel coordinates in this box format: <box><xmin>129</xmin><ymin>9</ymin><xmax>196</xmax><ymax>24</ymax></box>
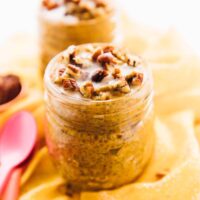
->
<box><xmin>0</xmin><ymin>0</ymin><xmax>200</xmax><ymax>54</ymax></box>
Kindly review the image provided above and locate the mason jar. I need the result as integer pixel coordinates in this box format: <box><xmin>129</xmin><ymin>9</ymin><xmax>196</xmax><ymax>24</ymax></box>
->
<box><xmin>44</xmin><ymin>44</ymin><xmax>155</xmax><ymax>192</ymax></box>
<box><xmin>39</xmin><ymin>0</ymin><xmax>121</xmax><ymax>74</ymax></box>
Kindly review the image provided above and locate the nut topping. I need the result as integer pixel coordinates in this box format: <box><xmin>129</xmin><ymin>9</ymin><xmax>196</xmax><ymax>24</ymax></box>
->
<box><xmin>91</xmin><ymin>70</ymin><xmax>108</xmax><ymax>82</ymax></box>
<box><xmin>132</xmin><ymin>73</ymin><xmax>143</xmax><ymax>86</ymax></box>
<box><xmin>103</xmin><ymin>45</ymin><xmax>115</xmax><ymax>53</ymax></box>
<box><xmin>92</xmin><ymin>48</ymin><xmax>103</xmax><ymax>61</ymax></box>
<box><xmin>42</xmin><ymin>0</ymin><xmax>60</xmax><ymax>10</ymax></box>
<box><xmin>67</xmin><ymin>64</ymin><xmax>81</xmax><ymax>76</ymax></box>
<box><xmin>97</xmin><ymin>52</ymin><xmax>117</xmax><ymax>67</ymax></box>
<box><xmin>112</xmin><ymin>68</ymin><xmax>121</xmax><ymax>79</ymax></box>
<box><xmin>94</xmin><ymin>0</ymin><xmax>107</xmax><ymax>7</ymax></box>
<box><xmin>52</xmin><ymin>44</ymin><xmax>145</xmax><ymax>100</ymax></box>
<box><xmin>62</xmin><ymin>78</ymin><xmax>79</xmax><ymax>91</ymax></box>
<box><xmin>80</xmin><ymin>81</ymin><xmax>94</xmax><ymax>98</ymax></box>
<box><xmin>117</xmin><ymin>78</ymin><xmax>130</xmax><ymax>93</ymax></box>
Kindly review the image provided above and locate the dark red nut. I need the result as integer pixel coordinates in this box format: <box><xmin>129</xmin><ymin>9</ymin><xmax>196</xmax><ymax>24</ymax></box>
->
<box><xmin>91</xmin><ymin>70</ymin><xmax>108</xmax><ymax>82</ymax></box>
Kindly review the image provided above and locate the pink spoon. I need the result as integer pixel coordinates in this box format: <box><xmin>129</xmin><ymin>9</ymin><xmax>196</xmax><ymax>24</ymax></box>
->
<box><xmin>0</xmin><ymin>111</ymin><xmax>37</xmax><ymax>195</ymax></box>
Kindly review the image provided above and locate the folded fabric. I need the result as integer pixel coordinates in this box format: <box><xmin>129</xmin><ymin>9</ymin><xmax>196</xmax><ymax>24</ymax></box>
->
<box><xmin>19</xmin><ymin>111</ymin><xmax>200</xmax><ymax>200</ymax></box>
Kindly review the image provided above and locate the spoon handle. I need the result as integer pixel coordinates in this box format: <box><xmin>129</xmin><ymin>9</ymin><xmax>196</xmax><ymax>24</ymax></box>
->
<box><xmin>0</xmin><ymin>165</ymin><xmax>12</xmax><ymax>195</ymax></box>
<box><xmin>2</xmin><ymin>168</ymin><xmax>22</xmax><ymax>200</ymax></box>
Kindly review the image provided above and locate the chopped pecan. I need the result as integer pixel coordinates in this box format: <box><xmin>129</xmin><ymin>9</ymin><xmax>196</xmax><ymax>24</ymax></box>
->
<box><xmin>62</xmin><ymin>78</ymin><xmax>79</xmax><ymax>91</ymax></box>
<box><xmin>67</xmin><ymin>64</ymin><xmax>81</xmax><ymax>78</ymax></box>
<box><xmin>93</xmin><ymin>92</ymin><xmax>111</xmax><ymax>100</ymax></box>
<box><xmin>0</xmin><ymin>75</ymin><xmax>22</xmax><ymax>105</ymax></box>
<box><xmin>91</xmin><ymin>70</ymin><xmax>108</xmax><ymax>82</ymax></box>
<box><xmin>97</xmin><ymin>52</ymin><xmax>117</xmax><ymax>67</ymax></box>
<box><xmin>112</xmin><ymin>68</ymin><xmax>121</xmax><ymax>79</ymax></box>
<box><xmin>64</xmin><ymin>0</ymin><xmax>80</xmax><ymax>3</ymax></box>
<box><xmin>54</xmin><ymin>67</ymin><xmax>66</xmax><ymax>84</ymax></box>
<box><xmin>42</xmin><ymin>0</ymin><xmax>59</xmax><ymax>10</ymax></box>
<box><xmin>132</xmin><ymin>73</ymin><xmax>143</xmax><ymax>86</ymax></box>
<box><xmin>94</xmin><ymin>0</ymin><xmax>107</xmax><ymax>7</ymax></box>
<box><xmin>117</xmin><ymin>78</ymin><xmax>130</xmax><ymax>93</ymax></box>
<box><xmin>115</xmin><ymin>51</ymin><xmax>126</xmax><ymax>61</ymax></box>
<box><xmin>80</xmin><ymin>81</ymin><xmax>94</xmax><ymax>98</ymax></box>
<box><xmin>103</xmin><ymin>45</ymin><xmax>115</xmax><ymax>53</ymax></box>
<box><xmin>92</xmin><ymin>48</ymin><xmax>103</xmax><ymax>61</ymax></box>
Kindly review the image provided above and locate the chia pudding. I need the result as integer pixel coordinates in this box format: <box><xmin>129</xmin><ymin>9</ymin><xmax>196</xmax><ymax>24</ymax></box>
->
<box><xmin>39</xmin><ymin>0</ymin><xmax>119</xmax><ymax>74</ymax></box>
<box><xmin>44</xmin><ymin>43</ymin><xmax>155</xmax><ymax>191</ymax></box>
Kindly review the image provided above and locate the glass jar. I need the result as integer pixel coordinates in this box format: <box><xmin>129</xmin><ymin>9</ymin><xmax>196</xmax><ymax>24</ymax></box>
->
<box><xmin>44</xmin><ymin>58</ymin><xmax>155</xmax><ymax>191</ymax></box>
<box><xmin>39</xmin><ymin>1</ymin><xmax>121</xmax><ymax>75</ymax></box>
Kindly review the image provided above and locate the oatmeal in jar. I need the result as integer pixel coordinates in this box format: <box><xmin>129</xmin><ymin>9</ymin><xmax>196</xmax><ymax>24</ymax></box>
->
<box><xmin>39</xmin><ymin>0</ymin><xmax>120</xmax><ymax>74</ymax></box>
<box><xmin>44</xmin><ymin>43</ymin><xmax>155</xmax><ymax>191</ymax></box>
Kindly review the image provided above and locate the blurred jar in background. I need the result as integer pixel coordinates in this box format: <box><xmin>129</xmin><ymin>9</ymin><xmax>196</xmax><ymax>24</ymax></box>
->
<box><xmin>38</xmin><ymin>0</ymin><xmax>122</xmax><ymax>74</ymax></box>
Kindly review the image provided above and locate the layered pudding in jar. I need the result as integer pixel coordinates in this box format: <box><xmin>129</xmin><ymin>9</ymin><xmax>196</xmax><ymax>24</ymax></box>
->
<box><xmin>44</xmin><ymin>43</ymin><xmax>155</xmax><ymax>191</ymax></box>
<box><xmin>39</xmin><ymin>0</ymin><xmax>119</xmax><ymax>74</ymax></box>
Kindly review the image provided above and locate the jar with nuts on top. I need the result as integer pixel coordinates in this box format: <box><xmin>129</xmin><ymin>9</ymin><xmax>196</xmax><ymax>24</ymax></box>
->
<box><xmin>44</xmin><ymin>43</ymin><xmax>155</xmax><ymax>192</ymax></box>
<box><xmin>39</xmin><ymin>0</ymin><xmax>122</xmax><ymax>74</ymax></box>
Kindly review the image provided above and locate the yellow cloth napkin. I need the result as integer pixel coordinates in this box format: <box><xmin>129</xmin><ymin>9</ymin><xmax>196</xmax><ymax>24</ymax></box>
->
<box><xmin>19</xmin><ymin>111</ymin><xmax>200</xmax><ymax>200</ymax></box>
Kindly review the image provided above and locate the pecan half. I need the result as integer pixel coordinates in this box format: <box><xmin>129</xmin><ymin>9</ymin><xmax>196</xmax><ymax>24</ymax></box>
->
<box><xmin>97</xmin><ymin>52</ymin><xmax>117</xmax><ymax>68</ymax></box>
<box><xmin>103</xmin><ymin>45</ymin><xmax>115</xmax><ymax>53</ymax></box>
<box><xmin>94</xmin><ymin>0</ymin><xmax>107</xmax><ymax>7</ymax></box>
<box><xmin>117</xmin><ymin>78</ymin><xmax>130</xmax><ymax>93</ymax></box>
<box><xmin>91</xmin><ymin>70</ymin><xmax>108</xmax><ymax>82</ymax></box>
<box><xmin>92</xmin><ymin>48</ymin><xmax>103</xmax><ymax>61</ymax></box>
<box><xmin>62</xmin><ymin>78</ymin><xmax>79</xmax><ymax>91</ymax></box>
<box><xmin>67</xmin><ymin>64</ymin><xmax>81</xmax><ymax>78</ymax></box>
<box><xmin>132</xmin><ymin>73</ymin><xmax>143</xmax><ymax>86</ymax></box>
<box><xmin>0</xmin><ymin>75</ymin><xmax>22</xmax><ymax>105</ymax></box>
<box><xmin>112</xmin><ymin>68</ymin><xmax>121</xmax><ymax>79</ymax></box>
<box><xmin>42</xmin><ymin>0</ymin><xmax>59</xmax><ymax>10</ymax></box>
<box><xmin>80</xmin><ymin>81</ymin><xmax>94</xmax><ymax>98</ymax></box>
<box><xmin>112</xmin><ymin>50</ymin><xmax>126</xmax><ymax>62</ymax></box>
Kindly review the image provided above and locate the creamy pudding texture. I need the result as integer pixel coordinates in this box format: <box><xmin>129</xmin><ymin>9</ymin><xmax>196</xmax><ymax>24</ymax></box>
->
<box><xmin>42</xmin><ymin>0</ymin><xmax>112</xmax><ymax>23</ymax></box>
<box><xmin>51</xmin><ymin>44</ymin><xmax>145</xmax><ymax>100</ymax></box>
